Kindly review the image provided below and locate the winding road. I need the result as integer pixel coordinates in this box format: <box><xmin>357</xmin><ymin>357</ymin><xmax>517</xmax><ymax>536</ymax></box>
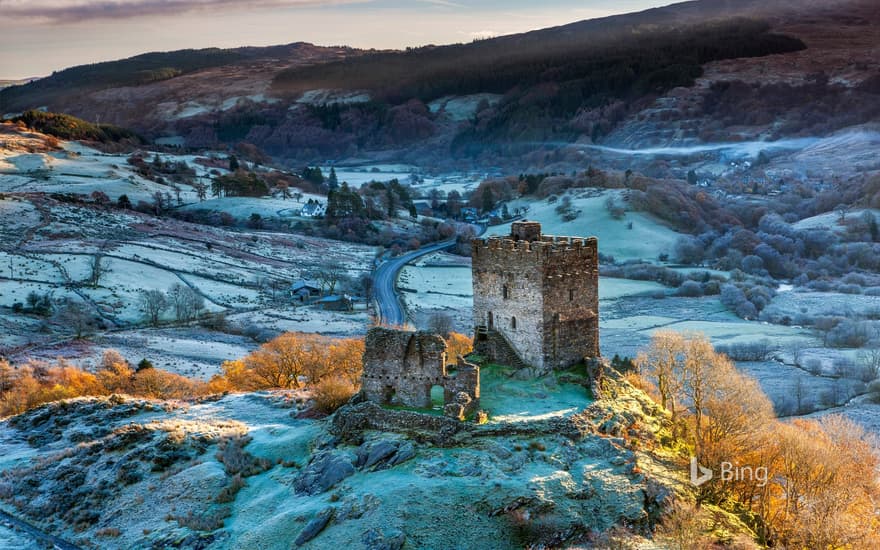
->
<box><xmin>373</xmin><ymin>238</ymin><xmax>458</xmax><ymax>326</ymax></box>
<box><xmin>0</xmin><ymin>510</ymin><xmax>81</xmax><ymax>550</ymax></box>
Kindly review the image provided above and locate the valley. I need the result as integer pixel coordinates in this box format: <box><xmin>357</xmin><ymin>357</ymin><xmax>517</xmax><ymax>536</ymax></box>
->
<box><xmin>2</xmin><ymin>0</ymin><xmax>880</xmax><ymax>547</ymax></box>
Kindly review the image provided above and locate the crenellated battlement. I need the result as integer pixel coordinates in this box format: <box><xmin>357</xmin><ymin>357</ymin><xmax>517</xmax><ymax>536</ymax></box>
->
<box><xmin>472</xmin><ymin>232</ymin><xmax>598</xmax><ymax>271</ymax></box>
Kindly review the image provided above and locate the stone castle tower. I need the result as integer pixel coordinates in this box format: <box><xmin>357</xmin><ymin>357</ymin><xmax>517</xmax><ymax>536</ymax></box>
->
<box><xmin>471</xmin><ymin>221</ymin><xmax>599</xmax><ymax>373</ymax></box>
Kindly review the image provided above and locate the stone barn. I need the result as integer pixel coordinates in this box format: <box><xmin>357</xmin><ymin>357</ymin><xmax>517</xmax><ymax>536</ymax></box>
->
<box><xmin>361</xmin><ymin>327</ymin><xmax>480</xmax><ymax>419</ymax></box>
<box><xmin>471</xmin><ymin>220</ymin><xmax>599</xmax><ymax>374</ymax></box>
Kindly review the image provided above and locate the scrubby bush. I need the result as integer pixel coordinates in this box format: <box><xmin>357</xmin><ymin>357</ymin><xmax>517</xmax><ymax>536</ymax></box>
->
<box><xmin>716</xmin><ymin>340</ymin><xmax>776</xmax><ymax>361</ymax></box>
<box><xmin>826</xmin><ymin>320</ymin><xmax>872</xmax><ymax>348</ymax></box>
<box><xmin>676</xmin><ymin>280</ymin><xmax>704</xmax><ymax>297</ymax></box>
<box><xmin>312</xmin><ymin>378</ymin><xmax>358</xmax><ymax>414</ymax></box>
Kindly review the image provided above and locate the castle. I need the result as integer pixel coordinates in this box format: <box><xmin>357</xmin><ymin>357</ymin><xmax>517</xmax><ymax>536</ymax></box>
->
<box><xmin>360</xmin><ymin>220</ymin><xmax>598</xmax><ymax>418</ymax></box>
<box><xmin>471</xmin><ymin>221</ymin><xmax>599</xmax><ymax>373</ymax></box>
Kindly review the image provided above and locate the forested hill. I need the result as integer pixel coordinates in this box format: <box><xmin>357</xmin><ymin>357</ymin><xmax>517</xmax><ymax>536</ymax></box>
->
<box><xmin>0</xmin><ymin>43</ymin><xmax>360</xmax><ymax>115</ymax></box>
<box><xmin>271</xmin><ymin>16</ymin><xmax>802</xmax><ymax>104</ymax></box>
<box><xmin>1</xmin><ymin>0</ymin><xmax>876</xmax><ymax>170</ymax></box>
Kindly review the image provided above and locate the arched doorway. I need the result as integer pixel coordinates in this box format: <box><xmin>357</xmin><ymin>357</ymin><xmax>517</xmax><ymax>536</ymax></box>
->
<box><xmin>488</xmin><ymin>311</ymin><xmax>494</xmax><ymax>330</ymax></box>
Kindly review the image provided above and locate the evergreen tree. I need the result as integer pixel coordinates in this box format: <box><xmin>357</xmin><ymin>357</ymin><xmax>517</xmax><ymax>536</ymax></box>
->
<box><xmin>328</xmin><ymin>167</ymin><xmax>339</xmax><ymax>190</ymax></box>
<box><xmin>481</xmin><ymin>187</ymin><xmax>495</xmax><ymax>213</ymax></box>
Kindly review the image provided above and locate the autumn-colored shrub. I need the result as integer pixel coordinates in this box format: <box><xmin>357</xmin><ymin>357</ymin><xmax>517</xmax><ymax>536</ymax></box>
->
<box><xmin>312</xmin><ymin>377</ymin><xmax>358</xmax><ymax>414</ymax></box>
<box><xmin>222</xmin><ymin>332</ymin><xmax>364</xmax><ymax>391</ymax></box>
<box><xmin>446</xmin><ymin>332</ymin><xmax>473</xmax><ymax>364</ymax></box>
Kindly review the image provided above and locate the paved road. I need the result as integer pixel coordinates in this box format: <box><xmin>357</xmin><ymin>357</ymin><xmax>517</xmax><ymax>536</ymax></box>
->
<box><xmin>373</xmin><ymin>238</ymin><xmax>458</xmax><ymax>326</ymax></box>
<box><xmin>0</xmin><ymin>510</ymin><xmax>81</xmax><ymax>550</ymax></box>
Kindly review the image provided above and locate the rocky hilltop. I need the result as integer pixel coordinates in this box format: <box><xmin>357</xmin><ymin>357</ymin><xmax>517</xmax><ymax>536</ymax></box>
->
<box><xmin>0</xmin><ymin>367</ymin><xmax>746</xmax><ymax>549</ymax></box>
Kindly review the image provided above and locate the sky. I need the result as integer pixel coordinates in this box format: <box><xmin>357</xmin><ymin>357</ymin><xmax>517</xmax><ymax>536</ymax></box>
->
<box><xmin>0</xmin><ymin>0</ymin><xmax>672</xmax><ymax>79</ymax></box>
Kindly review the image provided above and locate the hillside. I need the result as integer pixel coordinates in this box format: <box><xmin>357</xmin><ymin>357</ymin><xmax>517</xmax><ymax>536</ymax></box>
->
<box><xmin>1</xmin><ymin>0</ymin><xmax>877</xmax><ymax>175</ymax></box>
<box><xmin>0</xmin><ymin>367</ymin><xmax>742</xmax><ymax>549</ymax></box>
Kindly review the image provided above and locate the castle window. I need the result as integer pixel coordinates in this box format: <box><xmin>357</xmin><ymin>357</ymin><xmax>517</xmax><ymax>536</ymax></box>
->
<box><xmin>569</xmin><ymin>289</ymin><xmax>575</xmax><ymax>302</ymax></box>
<box><xmin>511</xmin><ymin>316</ymin><xmax>517</xmax><ymax>330</ymax></box>
<box><xmin>502</xmin><ymin>284</ymin><xmax>509</xmax><ymax>299</ymax></box>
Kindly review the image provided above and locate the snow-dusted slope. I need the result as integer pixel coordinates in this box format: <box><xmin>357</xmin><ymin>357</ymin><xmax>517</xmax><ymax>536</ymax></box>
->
<box><xmin>0</xmin><ymin>370</ymin><xmax>720</xmax><ymax>549</ymax></box>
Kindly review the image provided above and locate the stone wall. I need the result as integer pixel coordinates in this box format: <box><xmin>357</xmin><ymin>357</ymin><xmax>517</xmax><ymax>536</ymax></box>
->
<box><xmin>541</xmin><ymin>236</ymin><xmax>600</xmax><ymax>366</ymax></box>
<box><xmin>443</xmin><ymin>359</ymin><xmax>481</xmax><ymax>420</ymax></box>
<box><xmin>361</xmin><ymin>329</ymin><xmax>481</xmax><ymax>420</ymax></box>
<box><xmin>472</xmin><ymin>237</ymin><xmax>546</xmax><ymax>369</ymax></box>
<box><xmin>362</xmin><ymin>327</ymin><xmax>448</xmax><ymax>408</ymax></box>
<box><xmin>472</xmin><ymin>222</ymin><xmax>599</xmax><ymax>374</ymax></box>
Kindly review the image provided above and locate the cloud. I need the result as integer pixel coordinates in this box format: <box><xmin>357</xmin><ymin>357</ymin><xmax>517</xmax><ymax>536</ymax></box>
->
<box><xmin>415</xmin><ymin>0</ymin><xmax>462</xmax><ymax>7</ymax></box>
<box><xmin>0</xmin><ymin>0</ymin><xmax>371</xmax><ymax>23</ymax></box>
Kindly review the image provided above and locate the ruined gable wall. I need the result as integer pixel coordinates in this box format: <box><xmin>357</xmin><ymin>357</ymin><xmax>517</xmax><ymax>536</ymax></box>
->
<box><xmin>362</xmin><ymin>327</ymin><xmax>447</xmax><ymax>408</ymax></box>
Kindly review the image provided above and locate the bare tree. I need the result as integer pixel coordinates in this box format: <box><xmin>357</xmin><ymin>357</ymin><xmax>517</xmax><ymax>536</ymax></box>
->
<box><xmin>56</xmin><ymin>299</ymin><xmax>94</xmax><ymax>338</ymax></box>
<box><xmin>151</xmin><ymin>191</ymin><xmax>165</xmax><ymax>216</ymax></box>
<box><xmin>267</xmin><ymin>278</ymin><xmax>288</xmax><ymax>302</ymax></box>
<box><xmin>316</xmin><ymin>263</ymin><xmax>345</xmax><ymax>295</ymax></box>
<box><xmin>87</xmin><ymin>253</ymin><xmax>108</xmax><ymax>288</ymax></box>
<box><xmin>167</xmin><ymin>283</ymin><xmax>205</xmax><ymax>321</ymax></box>
<box><xmin>193</xmin><ymin>181</ymin><xmax>208</xmax><ymax>202</ymax></box>
<box><xmin>139</xmin><ymin>289</ymin><xmax>168</xmax><ymax>326</ymax></box>
<box><xmin>635</xmin><ymin>330</ymin><xmax>685</xmax><ymax>420</ymax></box>
<box><xmin>858</xmin><ymin>339</ymin><xmax>880</xmax><ymax>381</ymax></box>
<box><xmin>173</xmin><ymin>185</ymin><xmax>182</xmax><ymax>206</ymax></box>
<box><xmin>788</xmin><ymin>340</ymin><xmax>806</xmax><ymax>367</ymax></box>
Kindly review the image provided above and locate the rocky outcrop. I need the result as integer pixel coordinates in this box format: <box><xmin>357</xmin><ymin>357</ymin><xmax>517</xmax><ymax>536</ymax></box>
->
<box><xmin>330</xmin><ymin>400</ymin><xmax>469</xmax><ymax>447</ymax></box>
<box><xmin>294</xmin><ymin>507</ymin><xmax>335</xmax><ymax>547</ymax></box>
<box><xmin>294</xmin><ymin>452</ymin><xmax>356</xmax><ymax>495</ymax></box>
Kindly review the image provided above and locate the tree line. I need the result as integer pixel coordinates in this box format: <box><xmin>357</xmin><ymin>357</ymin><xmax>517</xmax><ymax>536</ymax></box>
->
<box><xmin>634</xmin><ymin>330</ymin><xmax>880</xmax><ymax>548</ymax></box>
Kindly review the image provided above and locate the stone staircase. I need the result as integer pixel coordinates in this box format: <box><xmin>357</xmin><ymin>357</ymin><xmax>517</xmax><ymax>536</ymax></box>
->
<box><xmin>474</xmin><ymin>325</ymin><xmax>530</xmax><ymax>371</ymax></box>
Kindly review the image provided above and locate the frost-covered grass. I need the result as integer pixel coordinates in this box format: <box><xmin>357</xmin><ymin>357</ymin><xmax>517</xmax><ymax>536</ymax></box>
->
<box><xmin>488</xmin><ymin>189</ymin><xmax>682</xmax><ymax>261</ymax></box>
<box><xmin>793</xmin><ymin>208</ymin><xmax>880</xmax><ymax>232</ymax></box>
<box><xmin>0</xmin><ymin>142</ymin><xmax>202</xmax><ymax>203</ymax></box>
<box><xmin>0</xmin><ymin>192</ymin><xmax>375</xmax><ymax>373</ymax></box>
<box><xmin>764</xmin><ymin>289</ymin><xmax>880</xmax><ymax>320</ymax></box>
<box><xmin>180</xmin><ymin>195</ymin><xmax>325</xmax><ymax>220</ymax></box>
<box><xmin>478</xmin><ymin>364</ymin><xmax>592</xmax><ymax>423</ymax></box>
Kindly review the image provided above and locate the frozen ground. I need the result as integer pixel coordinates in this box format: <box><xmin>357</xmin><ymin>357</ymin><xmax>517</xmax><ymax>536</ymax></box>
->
<box><xmin>479</xmin><ymin>365</ymin><xmax>591</xmax><ymax>423</ymax></box>
<box><xmin>180</xmin><ymin>194</ymin><xmax>325</xmax><ymax>221</ymax></box>
<box><xmin>0</xmin><ymin>371</ymin><xmax>679</xmax><ymax>549</ymax></box>
<box><xmin>793</xmin><ymin>208</ymin><xmax>880</xmax><ymax>232</ymax></box>
<box><xmin>764</xmin><ymin>288</ymin><xmax>880</xmax><ymax>319</ymax></box>
<box><xmin>0</xmin><ymin>192</ymin><xmax>374</xmax><ymax>375</ymax></box>
<box><xmin>0</xmin><ymin>521</ymin><xmax>41</xmax><ymax>550</ymax></box>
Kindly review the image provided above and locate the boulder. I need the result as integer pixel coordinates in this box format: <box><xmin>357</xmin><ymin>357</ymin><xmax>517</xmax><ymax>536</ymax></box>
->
<box><xmin>294</xmin><ymin>452</ymin><xmax>355</xmax><ymax>495</ymax></box>
<box><xmin>294</xmin><ymin>507</ymin><xmax>335</xmax><ymax>546</ymax></box>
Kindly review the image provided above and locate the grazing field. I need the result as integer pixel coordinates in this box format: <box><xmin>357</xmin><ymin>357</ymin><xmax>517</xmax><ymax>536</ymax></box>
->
<box><xmin>488</xmin><ymin>189</ymin><xmax>682</xmax><ymax>261</ymax></box>
<box><xmin>0</xmin><ymin>192</ymin><xmax>374</xmax><ymax>377</ymax></box>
